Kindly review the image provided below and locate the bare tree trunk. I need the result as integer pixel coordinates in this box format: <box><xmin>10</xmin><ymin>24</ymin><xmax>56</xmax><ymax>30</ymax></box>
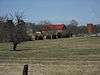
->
<box><xmin>13</xmin><ymin>42</ymin><xmax>18</xmax><ymax>51</ymax></box>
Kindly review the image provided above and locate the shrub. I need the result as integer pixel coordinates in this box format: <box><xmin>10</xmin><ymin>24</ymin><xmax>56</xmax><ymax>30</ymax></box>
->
<box><xmin>57</xmin><ymin>32</ymin><xmax>62</xmax><ymax>38</ymax></box>
<box><xmin>46</xmin><ymin>35</ymin><xmax>52</xmax><ymax>39</ymax></box>
<box><xmin>52</xmin><ymin>34</ymin><xmax>57</xmax><ymax>39</ymax></box>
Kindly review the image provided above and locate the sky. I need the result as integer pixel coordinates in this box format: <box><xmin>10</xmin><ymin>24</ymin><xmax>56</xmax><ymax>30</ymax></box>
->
<box><xmin>0</xmin><ymin>0</ymin><xmax>100</xmax><ymax>25</ymax></box>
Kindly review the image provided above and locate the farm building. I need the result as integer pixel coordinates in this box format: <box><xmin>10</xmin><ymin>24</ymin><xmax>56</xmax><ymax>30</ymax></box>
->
<box><xmin>87</xmin><ymin>23</ymin><xmax>94</xmax><ymax>33</ymax></box>
<box><xmin>40</xmin><ymin>24</ymin><xmax>66</xmax><ymax>36</ymax></box>
<box><xmin>41</xmin><ymin>24</ymin><xmax>66</xmax><ymax>32</ymax></box>
<box><xmin>40</xmin><ymin>24</ymin><xmax>67</xmax><ymax>39</ymax></box>
<box><xmin>34</xmin><ymin>24</ymin><xmax>73</xmax><ymax>40</ymax></box>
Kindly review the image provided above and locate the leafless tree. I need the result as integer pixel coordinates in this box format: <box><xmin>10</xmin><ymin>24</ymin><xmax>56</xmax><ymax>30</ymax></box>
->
<box><xmin>8</xmin><ymin>9</ymin><xmax>28</xmax><ymax>51</ymax></box>
<box><xmin>70</xmin><ymin>20</ymin><xmax>78</xmax><ymax>26</ymax></box>
<box><xmin>67</xmin><ymin>20</ymin><xmax>79</xmax><ymax>35</ymax></box>
<box><xmin>38</xmin><ymin>20</ymin><xmax>51</xmax><ymax>25</ymax></box>
<box><xmin>0</xmin><ymin>15</ymin><xmax>10</xmax><ymax>42</ymax></box>
<box><xmin>0</xmin><ymin>15</ymin><xmax>8</xmax><ymax>22</ymax></box>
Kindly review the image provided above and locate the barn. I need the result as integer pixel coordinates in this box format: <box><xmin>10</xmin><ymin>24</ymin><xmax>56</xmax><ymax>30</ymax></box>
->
<box><xmin>40</xmin><ymin>24</ymin><xmax>66</xmax><ymax>39</ymax></box>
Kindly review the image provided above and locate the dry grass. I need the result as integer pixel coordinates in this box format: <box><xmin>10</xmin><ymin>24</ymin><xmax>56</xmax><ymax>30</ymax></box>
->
<box><xmin>0</xmin><ymin>37</ymin><xmax>100</xmax><ymax>75</ymax></box>
<box><xmin>0</xmin><ymin>61</ymin><xmax>100</xmax><ymax>75</ymax></box>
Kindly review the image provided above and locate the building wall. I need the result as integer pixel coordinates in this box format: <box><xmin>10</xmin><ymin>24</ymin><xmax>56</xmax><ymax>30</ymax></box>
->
<box><xmin>87</xmin><ymin>23</ymin><xmax>94</xmax><ymax>33</ymax></box>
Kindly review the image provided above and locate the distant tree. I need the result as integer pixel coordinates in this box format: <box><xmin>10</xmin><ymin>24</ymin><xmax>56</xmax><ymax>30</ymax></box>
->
<box><xmin>38</xmin><ymin>20</ymin><xmax>51</xmax><ymax>25</ymax></box>
<box><xmin>78</xmin><ymin>26</ymin><xmax>87</xmax><ymax>34</ymax></box>
<box><xmin>35</xmin><ymin>20</ymin><xmax>51</xmax><ymax>32</ymax></box>
<box><xmin>0</xmin><ymin>15</ymin><xmax>10</xmax><ymax>42</ymax></box>
<box><xmin>0</xmin><ymin>20</ymin><xmax>7</xmax><ymax>42</ymax></box>
<box><xmin>70</xmin><ymin>20</ymin><xmax>78</xmax><ymax>26</ymax></box>
<box><xmin>0</xmin><ymin>15</ymin><xmax>8</xmax><ymax>22</ymax></box>
<box><xmin>32</xmin><ymin>24</ymin><xmax>40</xmax><ymax>32</ymax></box>
<box><xmin>94</xmin><ymin>24</ymin><xmax>100</xmax><ymax>33</ymax></box>
<box><xmin>67</xmin><ymin>20</ymin><xmax>78</xmax><ymax>35</ymax></box>
<box><xmin>29</xmin><ymin>23</ymin><xmax>36</xmax><ymax>33</ymax></box>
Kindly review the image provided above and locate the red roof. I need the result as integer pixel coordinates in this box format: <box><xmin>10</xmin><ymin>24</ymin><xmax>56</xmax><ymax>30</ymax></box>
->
<box><xmin>41</xmin><ymin>24</ymin><xmax>65</xmax><ymax>31</ymax></box>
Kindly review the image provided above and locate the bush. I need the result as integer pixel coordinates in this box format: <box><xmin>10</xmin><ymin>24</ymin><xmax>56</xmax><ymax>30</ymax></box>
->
<box><xmin>57</xmin><ymin>32</ymin><xmax>62</xmax><ymax>38</ymax></box>
<box><xmin>46</xmin><ymin>35</ymin><xmax>52</xmax><ymax>39</ymax></box>
<box><xmin>38</xmin><ymin>35</ymin><xmax>44</xmax><ymax>40</ymax></box>
<box><xmin>52</xmin><ymin>34</ymin><xmax>57</xmax><ymax>39</ymax></box>
<box><xmin>35</xmin><ymin>35</ymin><xmax>43</xmax><ymax>40</ymax></box>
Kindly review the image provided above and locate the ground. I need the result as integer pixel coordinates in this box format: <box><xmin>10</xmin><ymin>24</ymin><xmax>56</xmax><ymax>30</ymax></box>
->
<box><xmin>0</xmin><ymin>37</ymin><xmax>100</xmax><ymax>75</ymax></box>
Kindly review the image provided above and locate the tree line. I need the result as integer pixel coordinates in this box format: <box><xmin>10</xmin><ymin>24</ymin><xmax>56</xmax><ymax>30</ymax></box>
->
<box><xmin>33</xmin><ymin>20</ymin><xmax>100</xmax><ymax>35</ymax></box>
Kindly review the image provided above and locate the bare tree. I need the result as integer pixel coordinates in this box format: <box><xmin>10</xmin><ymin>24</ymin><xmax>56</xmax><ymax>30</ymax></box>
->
<box><xmin>0</xmin><ymin>9</ymin><xmax>30</xmax><ymax>51</ymax></box>
<box><xmin>0</xmin><ymin>15</ymin><xmax>8</xmax><ymax>22</ymax></box>
<box><xmin>0</xmin><ymin>15</ymin><xmax>10</xmax><ymax>42</ymax></box>
<box><xmin>70</xmin><ymin>20</ymin><xmax>78</xmax><ymax>26</ymax></box>
<box><xmin>8</xmin><ymin>10</ymin><xmax>28</xmax><ymax>51</ymax></box>
<box><xmin>38</xmin><ymin>20</ymin><xmax>51</xmax><ymax>25</ymax></box>
<box><xmin>67</xmin><ymin>20</ymin><xmax>79</xmax><ymax>35</ymax></box>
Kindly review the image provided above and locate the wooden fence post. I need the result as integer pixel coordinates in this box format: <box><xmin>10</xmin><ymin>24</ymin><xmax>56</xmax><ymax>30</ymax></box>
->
<box><xmin>23</xmin><ymin>64</ymin><xmax>28</xmax><ymax>75</ymax></box>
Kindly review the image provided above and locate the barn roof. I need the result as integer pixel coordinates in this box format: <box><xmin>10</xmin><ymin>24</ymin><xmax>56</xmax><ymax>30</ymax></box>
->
<box><xmin>41</xmin><ymin>24</ymin><xmax>65</xmax><ymax>31</ymax></box>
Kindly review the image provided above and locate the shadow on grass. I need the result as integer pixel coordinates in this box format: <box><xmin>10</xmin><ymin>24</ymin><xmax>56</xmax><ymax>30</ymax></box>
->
<box><xmin>10</xmin><ymin>48</ymin><xmax>32</xmax><ymax>51</ymax></box>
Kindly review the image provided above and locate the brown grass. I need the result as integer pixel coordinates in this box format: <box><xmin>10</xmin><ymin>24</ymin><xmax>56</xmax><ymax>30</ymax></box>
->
<box><xmin>0</xmin><ymin>37</ymin><xmax>100</xmax><ymax>75</ymax></box>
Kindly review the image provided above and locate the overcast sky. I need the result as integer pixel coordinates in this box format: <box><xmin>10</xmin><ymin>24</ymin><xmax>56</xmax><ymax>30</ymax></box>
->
<box><xmin>0</xmin><ymin>0</ymin><xmax>100</xmax><ymax>25</ymax></box>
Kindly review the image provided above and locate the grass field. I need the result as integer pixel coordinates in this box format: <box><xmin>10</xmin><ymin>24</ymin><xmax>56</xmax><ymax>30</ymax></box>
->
<box><xmin>0</xmin><ymin>37</ymin><xmax>100</xmax><ymax>75</ymax></box>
